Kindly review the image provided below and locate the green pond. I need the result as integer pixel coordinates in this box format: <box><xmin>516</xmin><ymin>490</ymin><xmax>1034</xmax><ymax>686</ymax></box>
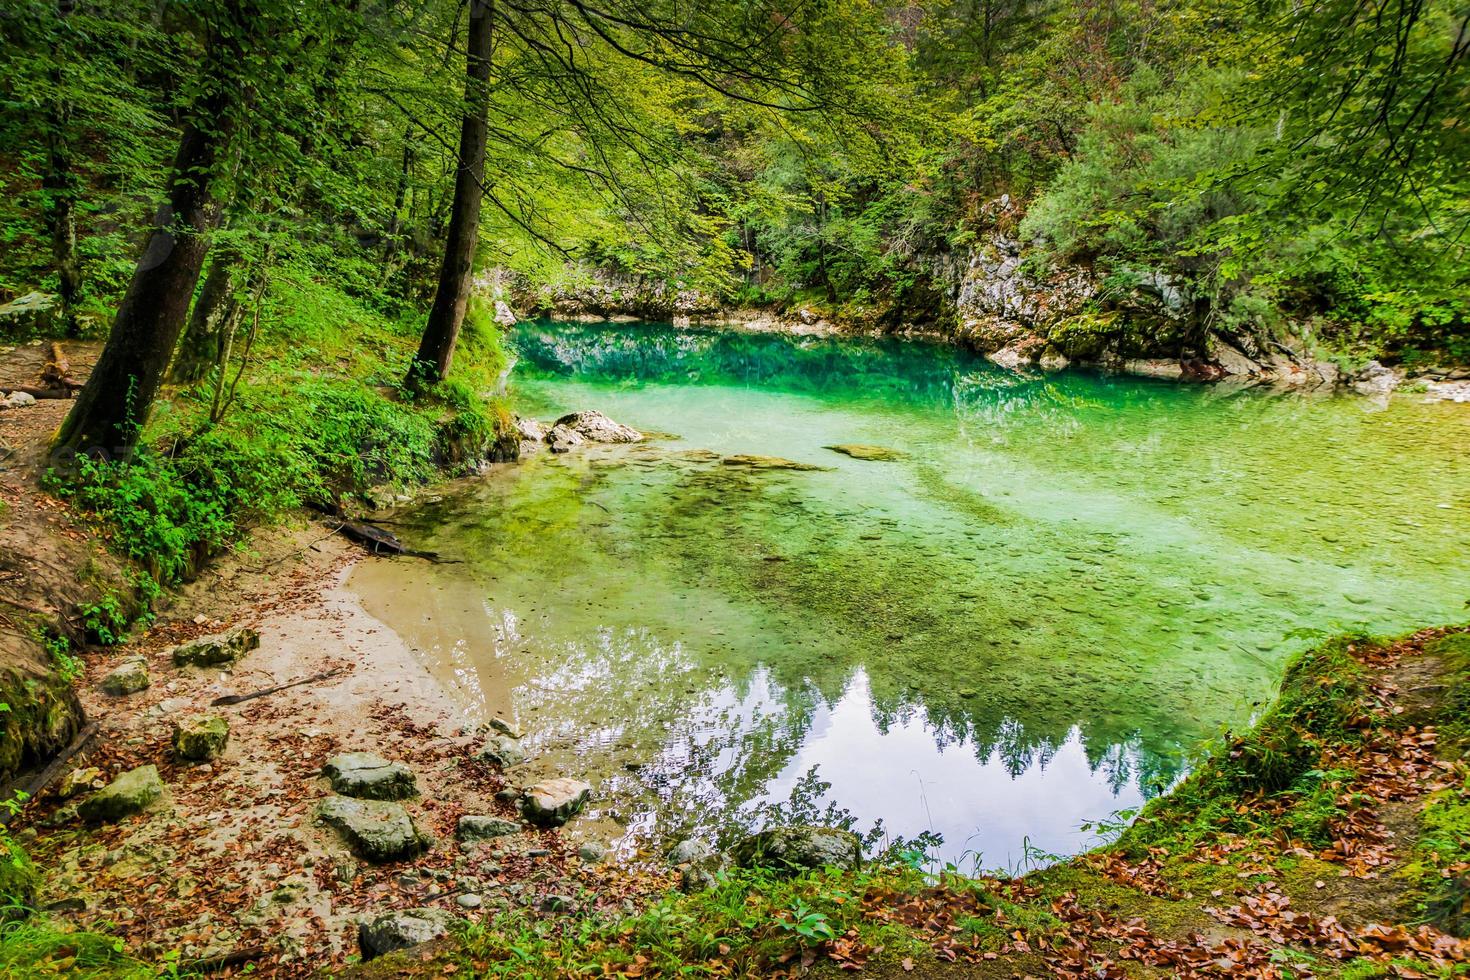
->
<box><xmin>350</xmin><ymin>320</ymin><xmax>1470</xmax><ymax>868</ymax></box>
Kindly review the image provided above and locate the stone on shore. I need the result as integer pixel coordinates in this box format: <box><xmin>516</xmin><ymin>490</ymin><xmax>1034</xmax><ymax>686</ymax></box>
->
<box><xmin>323</xmin><ymin>752</ymin><xmax>419</xmax><ymax>801</ymax></box>
<box><xmin>824</xmin><ymin>444</ymin><xmax>907</xmax><ymax>462</ymax></box>
<box><xmin>171</xmin><ymin>625</ymin><xmax>259</xmax><ymax>668</ymax></box>
<box><xmin>359</xmin><ymin>907</ymin><xmax>457</xmax><ymax>960</ymax></box>
<box><xmin>521</xmin><ymin>778</ymin><xmax>591</xmax><ymax>828</ymax></box>
<box><xmin>78</xmin><ymin>765</ymin><xmax>164</xmax><ymax>824</ymax></box>
<box><xmin>99</xmin><ymin>657</ymin><xmax>151</xmax><ymax>696</ymax></box>
<box><xmin>546</xmin><ymin>424</ymin><xmax>584</xmax><ymax>454</ymax></box>
<box><xmin>318</xmin><ymin>796</ymin><xmax>430</xmax><ymax>862</ymax></box>
<box><xmin>666</xmin><ymin>838</ymin><xmax>717</xmax><ymax>866</ymax></box>
<box><xmin>731</xmin><ymin>826</ymin><xmax>862</xmax><ymax>876</ymax></box>
<box><xmin>475</xmin><ymin>735</ymin><xmax>526</xmax><ymax>768</ymax></box>
<box><xmin>553</xmin><ymin>410</ymin><xmax>642</xmax><ymax>443</ymax></box>
<box><xmin>173</xmin><ymin>715</ymin><xmax>229</xmax><ymax>762</ymax></box>
<box><xmin>456</xmin><ymin>815</ymin><xmax>523</xmax><ymax>842</ymax></box>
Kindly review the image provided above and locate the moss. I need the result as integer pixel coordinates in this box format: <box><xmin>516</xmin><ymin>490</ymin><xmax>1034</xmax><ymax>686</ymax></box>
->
<box><xmin>0</xmin><ymin>664</ymin><xmax>84</xmax><ymax>786</ymax></box>
<box><xmin>1406</xmin><ymin>785</ymin><xmax>1470</xmax><ymax>937</ymax></box>
<box><xmin>0</xmin><ymin>840</ymin><xmax>38</xmax><ymax>914</ymax></box>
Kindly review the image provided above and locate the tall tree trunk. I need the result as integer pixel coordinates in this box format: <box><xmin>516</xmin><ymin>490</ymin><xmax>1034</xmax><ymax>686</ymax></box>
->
<box><xmin>44</xmin><ymin>0</ymin><xmax>82</xmax><ymax>335</ymax></box>
<box><xmin>170</xmin><ymin>246</ymin><xmax>245</xmax><ymax>383</ymax></box>
<box><xmin>406</xmin><ymin>0</ymin><xmax>493</xmax><ymax>388</ymax></box>
<box><xmin>55</xmin><ymin>96</ymin><xmax>232</xmax><ymax>458</ymax></box>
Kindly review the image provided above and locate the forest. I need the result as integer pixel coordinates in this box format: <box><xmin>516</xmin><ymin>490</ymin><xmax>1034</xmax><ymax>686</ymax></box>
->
<box><xmin>0</xmin><ymin>0</ymin><xmax>1468</xmax><ymax>978</ymax></box>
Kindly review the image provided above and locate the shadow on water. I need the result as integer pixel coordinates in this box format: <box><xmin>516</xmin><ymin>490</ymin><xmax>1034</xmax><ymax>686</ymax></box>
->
<box><xmin>351</xmin><ymin>320</ymin><xmax>1470</xmax><ymax>867</ymax></box>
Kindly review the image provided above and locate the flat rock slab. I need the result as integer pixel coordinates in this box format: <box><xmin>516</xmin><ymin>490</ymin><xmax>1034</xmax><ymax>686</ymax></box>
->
<box><xmin>172</xmin><ymin>626</ymin><xmax>259</xmax><ymax>668</ymax></box>
<box><xmin>456</xmin><ymin>815</ymin><xmax>523</xmax><ymax>842</ymax></box>
<box><xmin>173</xmin><ymin>714</ymin><xmax>229</xmax><ymax>761</ymax></box>
<box><xmin>521</xmin><ymin>778</ymin><xmax>591</xmax><ymax>828</ymax></box>
<box><xmin>824</xmin><ymin>444</ymin><xmax>908</xmax><ymax>462</ymax></box>
<box><xmin>323</xmin><ymin>752</ymin><xmax>418</xmax><ymax>800</ymax></box>
<box><xmin>731</xmin><ymin>826</ymin><xmax>862</xmax><ymax>876</ymax></box>
<box><xmin>318</xmin><ymin>796</ymin><xmax>430</xmax><ymax>863</ymax></box>
<box><xmin>359</xmin><ymin>907</ymin><xmax>458</xmax><ymax>960</ymax></box>
<box><xmin>78</xmin><ymin>765</ymin><xmax>164</xmax><ymax>824</ymax></box>
<box><xmin>99</xmin><ymin>657</ymin><xmax>150</xmax><ymax>696</ymax></box>
<box><xmin>720</xmin><ymin>454</ymin><xmax>830</xmax><ymax>472</ymax></box>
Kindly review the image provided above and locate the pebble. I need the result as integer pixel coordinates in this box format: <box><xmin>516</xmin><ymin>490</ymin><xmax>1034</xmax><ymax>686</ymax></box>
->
<box><xmin>456</xmin><ymin>894</ymin><xmax>482</xmax><ymax>909</ymax></box>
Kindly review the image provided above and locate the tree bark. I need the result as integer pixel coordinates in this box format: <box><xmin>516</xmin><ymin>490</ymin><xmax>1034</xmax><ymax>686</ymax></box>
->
<box><xmin>406</xmin><ymin>0</ymin><xmax>494</xmax><ymax>388</ymax></box>
<box><xmin>44</xmin><ymin>0</ymin><xmax>82</xmax><ymax>335</ymax></box>
<box><xmin>55</xmin><ymin>95</ymin><xmax>233</xmax><ymax>458</ymax></box>
<box><xmin>170</xmin><ymin>248</ymin><xmax>245</xmax><ymax>383</ymax></box>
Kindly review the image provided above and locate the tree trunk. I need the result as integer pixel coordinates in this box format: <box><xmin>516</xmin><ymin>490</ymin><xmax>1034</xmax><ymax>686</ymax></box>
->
<box><xmin>44</xmin><ymin>0</ymin><xmax>82</xmax><ymax>335</ymax></box>
<box><xmin>55</xmin><ymin>98</ymin><xmax>232</xmax><ymax>458</ymax></box>
<box><xmin>170</xmin><ymin>248</ymin><xmax>245</xmax><ymax>383</ymax></box>
<box><xmin>406</xmin><ymin>0</ymin><xmax>493</xmax><ymax>389</ymax></box>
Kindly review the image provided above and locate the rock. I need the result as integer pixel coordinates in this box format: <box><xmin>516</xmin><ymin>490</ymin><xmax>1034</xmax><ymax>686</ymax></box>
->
<box><xmin>666</xmin><ymin>838</ymin><xmax>716</xmax><ymax>866</ymax></box>
<box><xmin>1121</xmin><ymin>358</ymin><xmax>1185</xmax><ymax>380</ymax></box>
<box><xmin>539</xmin><ymin>894</ymin><xmax>578</xmax><ymax>914</ymax></box>
<box><xmin>487</xmin><ymin>717</ymin><xmax>523</xmax><ymax>739</ymax></box>
<box><xmin>78</xmin><ymin>765</ymin><xmax>164</xmax><ymax>824</ymax></box>
<box><xmin>513</xmin><ymin>417</ymin><xmax>546</xmax><ymax>443</ymax></box>
<box><xmin>720</xmin><ymin>454</ymin><xmax>827</xmax><ymax>472</ymax></box>
<box><xmin>172</xmin><ymin>715</ymin><xmax>229</xmax><ymax>762</ymax></box>
<box><xmin>680</xmin><ymin>863</ymin><xmax>723</xmax><ymax>893</ymax></box>
<box><xmin>1</xmin><ymin>391</ymin><xmax>37</xmax><ymax>410</ymax></box>
<box><xmin>99</xmin><ymin>657</ymin><xmax>151</xmax><ymax>696</ymax></box>
<box><xmin>456</xmin><ymin>893</ymin><xmax>483</xmax><ymax>909</ymax></box>
<box><xmin>987</xmin><ymin>343</ymin><xmax>1033</xmax><ymax>370</ymax></box>
<box><xmin>317</xmin><ymin>796</ymin><xmax>430</xmax><ymax>862</ymax></box>
<box><xmin>1210</xmin><ymin>338</ymin><xmax>1262</xmax><ymax>376</ymax></box>
<box><xmin>1353</xmin><ymin>360</ymin><xmax>1401</xmax><ymax>395</ymax></box>
<box><xmin>577</xmin><ymin>841</ymin><xmax>608</xmax><ymax>864</ymax></box>
<box><xmin>0</xmin><ymin>292</ymin><xmax>60</xmax><ymax>335</ymax></box>
<box><xmin>475</xmin><ymin>735</ymin><xmax>526</xmax><ymax>768</ymax></box>
<box><xmin>521</xmin><ymin>778</ymin><xmax>591</xmax><ymax>828</ymax></box>
<box><xmin>1038</xmin><ymin>350</ymin><xmax>1070</xmax><ymax>371</ymax></box>
<box><xmin>823</xmin><ymin>444</ymin><xmax>907</xmax><ymax>462</ymax></box>
<box><xmin>323</xmin><ymin>752</ymin><xmax>418</xmax><ymax>801</ymax></box>
<box><xmin>171</xmin><ymin>626</ymin><xmax>259</xmax><ymax>668</ymax></box>
<box><xmin>545</xmin><ymin>424</ymin><xmax>584</xmax><ymax>454</ymax></box>
<box><xmin>730</xmin><ymin>826</ymin><xmax>862</xmax><ymax>876</ymax></box>
<box><xmin>358</xmin><ymin>907</ymin><xmax>457</xmax><ymax>960</ymax></box>
<box><xmin>456</xmin><ymin>815</ymin><xmax>523</xmax><ymax>842</ymax></box>
<box><xmin>493</xmin><ymin>300</ymin><xmax>517</xmax><ymax>326</ymax></box>
<box><xmin>552</xmin><ymin>410</ymin><xmax>642</xmax><ymax>443</ymax></box>
<box><xmin>56</xmin><ymin>766</ymin><xmax>103</xmax><ymax>800</ymax></box>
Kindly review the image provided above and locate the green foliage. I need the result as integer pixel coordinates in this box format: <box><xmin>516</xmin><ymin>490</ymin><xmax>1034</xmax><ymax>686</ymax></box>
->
<box><xmin>1411</xmin><ymin>782</ymin><xmax>1470</xmax><ymax>937</ymax></box>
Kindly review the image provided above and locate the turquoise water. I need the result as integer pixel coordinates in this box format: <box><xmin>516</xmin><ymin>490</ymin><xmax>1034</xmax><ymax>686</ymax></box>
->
<box><xmin>352</xmin><ymin>321</ymin><xmax>1470</xmax><ymax>868</ymax></box>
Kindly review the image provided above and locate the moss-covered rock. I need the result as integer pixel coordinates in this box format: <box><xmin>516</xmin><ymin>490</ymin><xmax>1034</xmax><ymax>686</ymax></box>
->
<box><xmin>99</xmin><ymin>657</ymin><xmax>151</xmax><ymax>696</ymax></box>
<box><xmin>173</xmin><ymin>714</ymin><xmax>229</xmax><ymax>761</ymax></box>
<box><xmin>171</xmin><ymin>626</ymin><xmax>259</xmax><ymax>668</ymax></box>
<box><xmin>77</xmin><ymin>764</ymin><xmax>165</xmax><ymax>823</ymax></box>
<box><xmin>0</xmin><ymin>662</ymin><xmax>84</xmax><ymax>786</ymax></box>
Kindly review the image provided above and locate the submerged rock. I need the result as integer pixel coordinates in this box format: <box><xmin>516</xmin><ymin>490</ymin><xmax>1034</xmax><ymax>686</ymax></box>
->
<box><xmin>172</xmin><ymin>714</ymin><xmax>229</xmax><ymax>761</ymax></box>
<box><xmin>171</xmin><ymin>626</ymin><xmax>259</xmax><ymax>668</ymax></box>
<box><xmin>317</xmin><ymin>796</ymin><xmax>430</xmax><ymax>862</ymax></box>
<box><xmin>731</xmin><ymin>826</ymin><xmax>862</xmax><ymax>876</ymax></box>
<box><xmin>521</xmin><ymin>777</ymin><xmax>591</xmax><ymax>827</ymax></box>
<box><xmin>824</xmin><ymin>444</ymin><xmax>907</xmax><ymax>462</ymax></box>
<box><xmin>359</xmin><ymin>907</ymin><xmax>457</xmax><ymax>960</ymax></box>
<box><xmin>323</xmin><ymin>752</ymin><xmax>418</xmax><ymax>801</ymax></box>
<box><xmin>720</xmin><ymin>454</ymin><xmax>828</xmax><ymax>472</ymax></box>
<box><xmin>553</xmin><ymin>410</ymin><xmax>642</xmax><ymax>443</ymax></box>
<box><xmin>99</xmin><ymin>657</ymin><xmax>150</xmax><ymax>696</ymax></box>
<box><xmin>457</xmin><ymin>815</ymin><xmax>523</xmax><ymax>842</ymax></box>
<box><xmin>78</xmin><ymin>765</ymin><xmax>164</xmax><ymax>824</ymax></box>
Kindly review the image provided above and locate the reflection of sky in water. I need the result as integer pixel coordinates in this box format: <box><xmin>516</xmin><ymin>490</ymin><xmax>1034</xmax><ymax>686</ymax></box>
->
<box><xmin>350</xmin><ymin>320</ymin><xmax>1470</xmax><ymax>868</ymax></box>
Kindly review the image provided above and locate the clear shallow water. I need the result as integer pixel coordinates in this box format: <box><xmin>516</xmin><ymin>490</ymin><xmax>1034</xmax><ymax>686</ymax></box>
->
<box><xmin>350</xmin><ymin>321</ymin><xmax>1470</xmax><ymax>868</ymax></box>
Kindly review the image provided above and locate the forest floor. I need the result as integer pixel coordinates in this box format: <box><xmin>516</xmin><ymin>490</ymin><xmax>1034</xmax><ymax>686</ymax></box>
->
<box><xmin>0</xmin><ymin>340</ymin><xmax>1467</xmax><ymax>979</ymax></box>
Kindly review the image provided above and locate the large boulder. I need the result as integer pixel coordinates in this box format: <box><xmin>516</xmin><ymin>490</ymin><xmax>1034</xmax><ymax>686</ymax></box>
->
<box><xmin>359</xmin><ymin>907</ymin><xmax>458</xmax><ymax>960</ymax></box>
<box><xmin>78</xmin><ymin>765</ymin><xmax>165</xmax><ymax>824</ymax></box>
<box><xmin>0</xmin><ymin>292</ymin><xmax>60</xmax><ymax>335</ymax></box>
<box><xmin>521</xmin><ymin>778</ymin><xmax>591</xmax><ymax>828</ymax></box>
<box><xmin>730</xmin><ymin>827</ymin><xmax>862</xmax><ymax>876</ymax></box>
<box><xmin>552</xmin><ymin>410</ymin><xmax>642</xmax><ymax>443</ymax></box>
<box><xmin>317</xmin><ymin>796</ymin><xmax>430</xmax><ymax>862</ymax></box>
<box><xmin>323</xmin><ymin>752</ymin><xmax>418</xmax><ymax>800</ymax></box>
<box><xmin>172</xmin><ymin>715</ymin><xmax>229</xmax><ymax>761</ymax></box>
<box><xmin>171</xmin><ymin>626</ymin><xmax>259</xmax><ymax>668</ymax></box>
<box><xmin>99</xmin><ymin>657</ymin><xmax>150</xmax><ymax>696</ymax></box>
<box><xmin>456</xmin><ymin>815</ymin><xmax>523</xmax><ymax>843</ymax></box>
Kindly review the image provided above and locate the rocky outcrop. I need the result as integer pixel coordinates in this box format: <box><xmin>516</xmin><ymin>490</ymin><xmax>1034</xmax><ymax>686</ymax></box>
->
<box><xmin>359</xmin><ymin>907</ymin><xmax>458</xmax><ymax>960</ymax></box>
<box><xmin>171</xmin><ymin>626</ymin><xmax>259</xmax><ymax>668</ymax></box>
<box><xmin>323</xmin><ymin>752</ymin><xmax>418</xmax><ymax>801</ymax></box>
<box><xmin>731</xmin><ymin>826</ymin><xmax>862</xmax><ymax>876</ymax></box>
<box><xmin>172</xmin><ymin>715</ymin><xmax>229</xmax><ymax>761</ymax></box>
<box><xmin>545</xmin><ymin>424</ymin><xmax>583</xmax><ymax>454</ymax></box>
<box><xmin>552</xmin><ymin>410</ymin><xmax>642</xmax><ymax>443</ymax></box>
<box><xmin>78</xmin><ymin>765</ymin><xmax>165</xmax><ymax>823</ymax></box>
<box><xmin>317</xmin><ymin>796</ymin><xmax>430</xmax><ymax>862</ymax></box>
<box><xmin>0</xmin><ymin>292</ymin><xmax>60</xmax><ymax>335</ymax></box>
<box><xmin>521</xmin><ymin>778</ymin><xmax>591</xmax><ymax>828</ymax></box>
<box><xmin>526</xmin><ymin>266</ymin><xmax>722</xmax><ymax>322</ymax></box>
